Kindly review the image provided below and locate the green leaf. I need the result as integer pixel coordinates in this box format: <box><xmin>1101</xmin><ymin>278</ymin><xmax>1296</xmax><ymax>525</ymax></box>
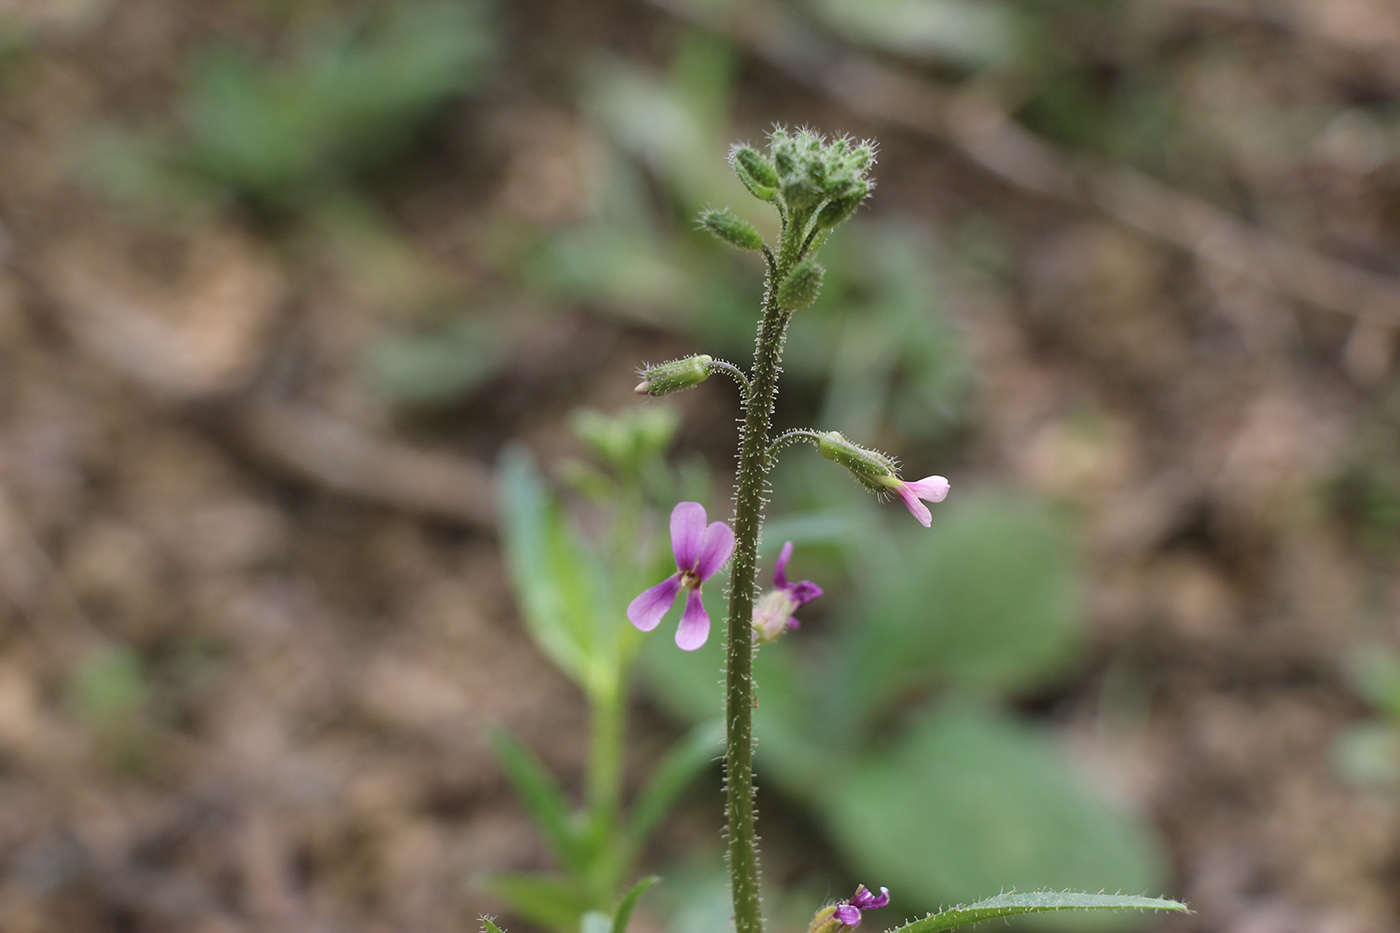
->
<box><xmin>622</xmin><ymin>721</ymin><xmax>722</xmax><ymax>861</ymax></box>
<box><xmin>611</xmin><ymin>875</ymin><xmax>660</xmax><ymax>933</ymax></box>
<box><xmin>366</xmin><ymin>318</ymin><xmax>504</xmax><ymax>406</ymax></box>
<box><xmin>498</xmin><ymin>447</ymin><xmax>606</xmax><ymax>688</ymax></box>
<box><xmin>888</xmin><ymin>891</ymin><xmax>1187</xmax><ymax>933</ymax></box>
<box><xmin>484</xmin><ymin>874</ymin><xmax>594</xmax><ymax>933</ymax></box>
<box><xmin>488</xmin><ymin>728</ymin><xmax>585</xmax><ymax>874</ymax></box>
<box><xmin>823</xmin><ymin>705</ymin><xmax>1167</xmax><ymax>929</ymax></box>
<box><xmin>840</xmin><ymin>493</ymin><xmax>1083</xmax><ymax>721</ymax></box>
<box><xmin>808</xmin><ymin>0</ymin><xmax>1014</xmax><ymax>71</ymax></box>
<box><xmin>481</xmin><ymin>918</ymin><xmax>507</xmax><ymax>933</ymax></box>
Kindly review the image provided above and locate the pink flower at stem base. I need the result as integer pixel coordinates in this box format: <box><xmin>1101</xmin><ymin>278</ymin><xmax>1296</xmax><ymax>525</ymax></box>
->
<box><xmin>834</xmin><ymin>885</ymin><xmax>890</xmax><ymax>927</ymax></box>
<box><xmin>627</xmin><ymin>501</ymin><xmax>734</xmax><ymax>650</ymax></box>
<box><xmin>752</xmin><ymin>541</ymin><xmax>823</xmax><ymax>643</ymax></box>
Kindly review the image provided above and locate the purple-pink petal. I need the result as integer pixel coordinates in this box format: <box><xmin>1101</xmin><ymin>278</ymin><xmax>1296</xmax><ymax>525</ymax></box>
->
<box><xmin>894</xmin><ymin>481</ymin><xmax>933</xmax><ymax>528</ymax></box>
<box><xmin>694</xmin><ymin>520</ymin><xmax>735</xmax><ymax>582</ymax></box>
<box><xmin>670</xmin><ymin>501</ymin><xmax>707</xmax><ymax>570</ymax></box>
<box><xmin>627</xmin><ymin>574</ymin><xmax>682</xmax><ymax>632</ymax></box>
<box><xmin>789</xmin><ymin>580</ymin><xmax>824</xmax><ymax>606</ymax></box>
<box><xmin>834</xmin><ymin>904</ymin><xmax>862</xmax><ymax>927</ymax></box>
<box><xmin>905</xmin><ymin>475</ymin><xmax>950</xmax><ymax>504</ymax></box>
<box><xmin>675</xmin><ymin>588</ymin><xmax>710</xmax><ymax>650</ymax></box>
<box><xmin>867</xmin><ymin>888</ymin><xmax>890</xmax><ymax>910</ymax></box>
<box><xmin>774</xmin><ymin>540</ymin><xmax>794</xmax><ymax>588</ymax></box>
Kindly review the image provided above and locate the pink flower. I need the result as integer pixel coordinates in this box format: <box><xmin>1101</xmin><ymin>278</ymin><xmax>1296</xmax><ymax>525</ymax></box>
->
<box><xmin>753</xmin><ymin>541</ymin><xmax>823</xmax><ymax>643</ymax></box>
<box><xmin>834</xmin><ymin>885</ymin><xmax>890</xmax><ymax>927</ymax></box>
<box><xmin>627</xmin><ymin>502</ymin><xmax>735</xmax><ymax>650</ymax></box>
<box><xmin>882</xmin><ymin>475</ymin><xmax>949</xmax><ymax>528</ymax></box>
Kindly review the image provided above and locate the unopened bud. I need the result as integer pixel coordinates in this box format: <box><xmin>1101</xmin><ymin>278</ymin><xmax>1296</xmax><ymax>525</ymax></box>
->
<box><xmin>818</xmin><ymin>431</ymin><xmax>896</xmax><ymax>489</ymax></box>
<box><xmin>732</xmin><ymin>146</ymin><xmax>778</xmax><ymax>201</ymax></box>
<box><xmin>634</xmin><ymin>355</ymin><xmax>713</xmax><ymax>397</ymax></box>
<box><xmin>698</xmin><ymin>208</ymin><xmax>765</xmax><ymax>251</ymax></box>
<box><xmin>776</xmin><ymin>260</ymin><xmax>825</xmax><ymax>310</ymax></box>
<box><xmin>816</xmin><ymin>181</ymin><xmax>869</xmax><ymax>230</ymax></box>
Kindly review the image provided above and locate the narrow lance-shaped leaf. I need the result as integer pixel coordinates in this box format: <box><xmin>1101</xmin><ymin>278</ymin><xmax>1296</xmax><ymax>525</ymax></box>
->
<box><xmin>621</xmin><ymin>719</ymin><xmax>723</xmax><ymax>863</ymax></box>
<box><xmin>611</xmin><ymin>875</ymin><xmax>660</xmax><ymax>933</ymax></box>
<box><xmin>481</xmin><ymin>918</ymin><xmax>507</xmax><ymax>933</ymax></box>
<box><xmin>488</xmin><ymin>728</ymin><xmax>586</xmax><ymax>874</ymax></box>
<box><xmin>886</xmin><ymin>891</ymin><xmax>1188</xmax><ymax>933</ymax></box>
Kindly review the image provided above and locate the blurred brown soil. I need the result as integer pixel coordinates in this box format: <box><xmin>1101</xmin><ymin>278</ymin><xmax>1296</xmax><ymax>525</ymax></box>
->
<box><xmin>3</xmin><ymin>1</ymin><xmax>1400</xmax><ymax>933</ymax></box>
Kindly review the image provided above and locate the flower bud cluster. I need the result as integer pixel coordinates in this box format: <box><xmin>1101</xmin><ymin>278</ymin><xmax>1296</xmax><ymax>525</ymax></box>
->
<box><xmin>730</xmin><ymin>128</ymin><xmax>876</xmax><ymax>232</ymax></box>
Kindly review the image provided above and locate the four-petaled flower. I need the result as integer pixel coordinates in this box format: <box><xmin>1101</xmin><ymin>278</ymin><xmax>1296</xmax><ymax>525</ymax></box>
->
<box><xmin>753</xmin><ymin>541</ymin><xmax>823</xmax><ymax>643</ymax></box>
<box><xmin>627</xmin><ymin>501</ymin><xmax>735</xmax><ymax>650</ymax></box>
<box><xmin>834</xmin><ymin>885</ymin><xmax>890</xmax><ymax>927</ymax></box>
<box><xmin>880</xmin><ymin>474</ymin><xmax>949</xmax><ymax>528</ymax></box>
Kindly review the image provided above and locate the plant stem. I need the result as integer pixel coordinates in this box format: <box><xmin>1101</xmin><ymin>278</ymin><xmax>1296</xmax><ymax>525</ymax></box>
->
<box><xmin>725</xmin><ymin>231</ymin><xmax>799</xmax><ymax>933</ymax></box>
<box><xmin>586</xmin><ymin>679</ymin><xmax>625</xmax><ymax>896</ymax></box>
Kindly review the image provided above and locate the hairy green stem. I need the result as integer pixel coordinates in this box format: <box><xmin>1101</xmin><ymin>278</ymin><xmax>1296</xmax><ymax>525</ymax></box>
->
<box><xmin>725</xmin><ymin>228</ymin><xmax>801</xmax><ymax>933</ymax></box>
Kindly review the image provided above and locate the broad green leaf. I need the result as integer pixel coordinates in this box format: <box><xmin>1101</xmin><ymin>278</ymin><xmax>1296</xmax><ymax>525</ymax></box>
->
<box><xmin>498</xmin><ymin>447</ymin><xmax>606</xmax><ymax>688</ymax></box>
<box><xmin>484</xmin><ymin>874</ymin><xmax>594</xmax><ymax>933</ymax></box>
<box><xmin>840</xmin><ymin>493</ymin><xmax>1083</xmax><ymax>721</ymax></box>
<box><xmin>366</xmin><ymin>318</ymin><xmax>504</xmax><ymax>406</ymax></box>
<box><xmin>488</xmin><ymin>728</ymin><xmax>584</xmax><ymax>873</ymax></box>
<box><xmin>611</xmin><ymin>875</ymin><xmax>659</xmax><ymax>933</ymax></box>
<box><xmin>622</xmin><ymin>721</ymin><xmax>722</xmax><ymax>862</ymax></box>
<box><xmin>823</xmin><ymin>705</ymin><xmax>1166</xmax><ymax>930</ymax></box>
<box><xmin>889</xmin><ymin>891</ymin><xmax>1188</xmax><ymax>933</ymax></box>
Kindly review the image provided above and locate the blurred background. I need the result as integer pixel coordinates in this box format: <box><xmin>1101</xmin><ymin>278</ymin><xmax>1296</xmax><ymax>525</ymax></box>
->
<box><xmin>3</xmin><ymin>0</ymin><xmax>1400</xmax><ymax>931</ymax></box>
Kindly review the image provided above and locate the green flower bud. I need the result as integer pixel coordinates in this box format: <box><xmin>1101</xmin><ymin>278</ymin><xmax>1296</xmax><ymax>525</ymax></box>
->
<box><xmin>806</xmin><ymin>905</ymin><xmax>842</xmax><ymax>933</ymax></box>
<box><xmin>776</xmin><ymin>260</ymin><xmax>825</xmax><ymax>310</ymax></box>
<box><xmin>634</xmin><ymin>354</ymin><xmax>713</xmax><ymax>397</ymax></box>
<box><xmin>698</xmin><ymin>208</ymin><xmax>765</xmax><ymax>251</ymax></box>
<box><xmin>818</xmin><ymin>431</ymin><xmax>896</xmax><ymax>489</ymax></box>
<box><xmin>732</xmin><ymin>146</ymin><xmax>778</xmax><ymax>201</ymax></box>
<box><xmin>815</xmin><ymin>180</ymin><xmax>870</xmax><ymax>230</ymax></box>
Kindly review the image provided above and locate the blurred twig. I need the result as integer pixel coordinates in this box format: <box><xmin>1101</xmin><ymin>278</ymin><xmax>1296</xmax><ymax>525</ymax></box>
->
<box><xmin>646</xmin><ymin>0</ymin><xmax>1400</xmax><ymax>328</ymax></box>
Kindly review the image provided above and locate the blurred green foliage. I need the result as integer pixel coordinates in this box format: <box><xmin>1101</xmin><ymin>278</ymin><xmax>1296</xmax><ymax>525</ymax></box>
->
<box><xmin>84</xmin><ymin>0</ymin><xmax>493</xmax><ymax>213</ymax></box>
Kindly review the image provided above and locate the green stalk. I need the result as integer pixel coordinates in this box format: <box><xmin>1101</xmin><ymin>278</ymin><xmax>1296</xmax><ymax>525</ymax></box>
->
<box><xmin>586</xmin><ymin>677</ymin><xmax>626</xmax><ymax>899</ymax></box>
<box><xmin>724</xmin><ymin>221</ymin><xmax>803</xmax><ymax>933</ymax></box>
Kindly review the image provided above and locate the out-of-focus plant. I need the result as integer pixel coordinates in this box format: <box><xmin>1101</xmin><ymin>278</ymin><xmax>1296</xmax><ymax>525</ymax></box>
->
<box><xmin>489</xmin><ymin>126</ymin><xmax>1184</xmax><ymax>933</ymax></box>
<box><xmin>492</xmin><ymin>407</ymin><xmax>722</xmax><ymax>933</ymax></box>
<box><xmin>1334</xmin><ymin>647</ymin><xmax>1400</xmax><ymax>789</ymax></box>
<box><xmin>83</xmin><ymin>0</ymin><xmax>494</xmax><ymax>214</ymax></box>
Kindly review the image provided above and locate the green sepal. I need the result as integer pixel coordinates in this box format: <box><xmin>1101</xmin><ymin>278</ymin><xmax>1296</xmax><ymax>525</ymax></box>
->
<box><xmin>816</xmin><ymin>180</ymin><xmax>870</xmax><ymax>230</ymax></box>
<box><xmin>732</xmin><ymin>146</ymin><xmax>778</xmax><ymax>201</ymax></box>
<box><xmin>698</xmin><ymin>208</ymin><xmax>765</xmax><ymax>251</ymax></box>
<box><xmin>887</xmin><ymin>891</ymin><xmax>1188</xmax><ymax>933</ymax></box>
<box><xmin>634</xmin><ymin>355</ymin><xmax>713</xmax><ymax>397</ymax></box>
<box><xmin>817</xmin><ymin>431</ymin><xmax>896</xmax><ymax>485</ymax></box>
<box><xmin>776</xmin><ymin>260</ymin><xmax>825</xmax><ymax>310</ymax></box>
